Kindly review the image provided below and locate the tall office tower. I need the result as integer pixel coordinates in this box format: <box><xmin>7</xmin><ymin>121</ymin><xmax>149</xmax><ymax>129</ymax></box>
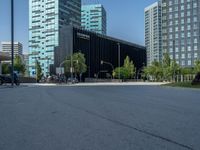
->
<box><xmin>81</xmin><ymin>4</ymin><xmax>107</xmax><ymax>35</ymax></box>
<box><xmin>145</xmin><ymin>1</ymin><xmax>162</xmax><ymax>66</ymax></box>
<box><xmin>1</xmin><ymin>41</ymin><xmax>23</xmax><ymax>56</ymax></box>
<box><xmin>29</xmin><ymin>0</ymin><xmax>81</xmax><ymax>76</ymax></box>
<box><xmin>162</xmin><ymin>0</ymin><xmax>200</xmax><ymax>67</ymax></box>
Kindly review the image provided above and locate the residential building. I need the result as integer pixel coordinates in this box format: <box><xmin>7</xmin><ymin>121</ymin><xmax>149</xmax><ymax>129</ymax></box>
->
<box><xmin>29</xmin><ymin>0</ymin><xmax>81</xmax><ymax>76</ymax></box>
<box><xmin>162</xmin><ymin>0</ymin><xmax>200</xmax><ymax>67</ymax></box>
<box><xmin>1</xmin><ymin>42</ymin><xmax>23</xmax><ymax>56</ymax></box>
<box><xmin>54</xmin><ymin>26</ymin><xmax>146</xmax><ymax>78</ymax></box>
<box><xmin>145</xmin><ymin>1</ymin><xmax>162</xmax><ymax>66</ymax></box>
<box><xmin>81</xmin><ymin>4</ymin><xmax>107</xmax><ymax>35</ymax></box>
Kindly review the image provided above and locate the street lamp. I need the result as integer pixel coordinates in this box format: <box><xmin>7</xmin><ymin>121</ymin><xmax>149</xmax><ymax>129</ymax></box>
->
<box><xmin>117</xmin><ymin>43</ymin><xmax>121</xmax><ymax>80</ymax></box>
<box><xmin>35</xmin><ymin>58</ymin><xmax>38</xmax><ymax>83</ymax></box>
<box><xmin>59</xmin><ymin>59</ymin><xmax>78</xmax><ymax>77</ymax></box>
<box><xmin>173</xmin><ymin>40</ymin><xmax>176</xmax><ymax>82</ymax></box>
<box><xmin>101</xmin><ymin>60</ymin><xmax>114</xmax><ymax>79</ymax></box>
<box><xmin>11</xmin><ymin>0</ymin><xmax>14</xmax><ymax>86</ymax></box>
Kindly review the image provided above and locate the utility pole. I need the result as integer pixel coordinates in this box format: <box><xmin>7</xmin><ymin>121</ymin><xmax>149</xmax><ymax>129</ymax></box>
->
<box><xmin>11</xmin><ymin>0</ymin><xmax>14</xmax><ymax>86</ymax></box>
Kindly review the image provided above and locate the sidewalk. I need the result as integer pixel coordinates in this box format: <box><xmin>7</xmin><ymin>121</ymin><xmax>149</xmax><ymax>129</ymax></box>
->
<box><xmin>22</xmin><ymin>82</ymin><xmax>168</xmax><ymax>87</ymax></box>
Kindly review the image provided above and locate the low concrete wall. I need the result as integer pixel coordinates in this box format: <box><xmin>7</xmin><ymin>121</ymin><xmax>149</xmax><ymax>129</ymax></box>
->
<box><xmin>85</xmin><ymin>78</ymin><xmax>119</xmax><ymax>83</ymax></box>
<box><xmin>19</xmin><ymin>77</ymin><xmax>36</xmax><ymax>83</ymax></box>
<box><xmin>85</xmin><ymin>78</ymin><xmax>144</xmax><ymax>83</ymax></box>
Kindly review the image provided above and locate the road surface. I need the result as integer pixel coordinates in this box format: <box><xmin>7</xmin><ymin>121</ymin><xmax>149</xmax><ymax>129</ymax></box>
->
<box><xmin>0</xmin><ymin>85</ymin><xmax>199</xmax><ymax>150</ymax></box>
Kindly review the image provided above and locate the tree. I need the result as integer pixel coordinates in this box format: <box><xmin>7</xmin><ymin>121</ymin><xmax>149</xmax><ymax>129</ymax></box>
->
<box><xmin>170</xmin><ymin>60</ymin><xmax>181</xmax><ymax>79</ymax></box>
<box><xmin>162</xmin><ymin>53</ymin><xmax>171</xmax><ymax>67</ymax></box>
<box><xmin>142</xmin><ymin>61</ymin><xmax>163</xmax><ymax>81</ymax></box>
<box><xmin>113</xmin><ymin>67</ymin><xmax>129</xmax><ymax>79</ymax></box>
<box><xmin>2</xmin><ymin>63</ymin><xmax>10</xmax><ymax>74</ymax></box>
<box><xmin>113</xmin><ymin>56</ymin><xmax>136</xmax><ymax>79</ymax></box>
<box><xmin>123</xmin><ymin>56</ymin><xmax>136</xmax><ymax>78</ymax></box>
<box><xmin>180</xmin><ymin>67</ymin><xmax>194</xmax><ymax>76</ymax></box>
<box><xmin>14</xmin><ymin>55</ymin><xmax>26</xmax><ymax>75</ymax></box>
<box><xmin>194</xmin><ymin>60</ymin><xmax>200</xmax><ymax>74</ymax></box>
<box><xmin>64</xmin><ymin>52</ymin><xmax>87</xmax><ymax>80</ymax></box>
<box><xmin>162</xmin><ymin>53</ymin><xmax>171</xmax><ymax>81</ymax></box>
<box><xmin>36</xmin><ymin>60</ymin><xmax>42</xmax><ymax>82</ymax></box>
<box><xmin>151</xmin><ymin>61</ymin><xmax>163</xmax><ymax>81</ymax></box>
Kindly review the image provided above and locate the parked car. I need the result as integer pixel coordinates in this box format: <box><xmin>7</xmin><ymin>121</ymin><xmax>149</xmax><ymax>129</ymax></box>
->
<box><xmin>0</xmin><ymin>73</ymin><xmax>20</xmax><ymax>86</ymax></box>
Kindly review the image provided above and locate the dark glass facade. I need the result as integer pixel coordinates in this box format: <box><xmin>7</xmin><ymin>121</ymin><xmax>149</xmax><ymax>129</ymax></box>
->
<box><xmin>54</xmin><ymin>26</ymin><xmax>146</xmax><ymax>78</ymax></box>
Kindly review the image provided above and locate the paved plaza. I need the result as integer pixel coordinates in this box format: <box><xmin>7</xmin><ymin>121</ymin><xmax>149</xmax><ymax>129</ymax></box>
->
<box><xmin>0</xmin><ymin>84</ymin><xmax>199</xmax><ymax>150</ymax></box>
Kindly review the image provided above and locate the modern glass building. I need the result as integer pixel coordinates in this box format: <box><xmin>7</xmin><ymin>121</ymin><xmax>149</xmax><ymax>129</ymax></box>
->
<box><xmin>29</xmin><ymin>0</ymin><xmax>81</xmax><ymax>76</ymax></box>
<box><xmin>81</xmin><ymin>4</ymin><xmax>107</xmax><ymax>35</ymax></box>
<box><xmin>162</xmin><ymin>0</ymin><xmax>200</xmax><ymax>67</ymax></box>
<box><xmin>145</xmin><ymin>1</ymin><xmax>162</xmax><ymax>66</ymax></box>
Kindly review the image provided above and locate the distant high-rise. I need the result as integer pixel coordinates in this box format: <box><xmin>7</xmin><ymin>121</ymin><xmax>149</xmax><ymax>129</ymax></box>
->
<box><xmin>145</xmin><ymin>1</ymin><xmax>162</xmax><ymax>66</ymax></box>
<box><xmin>81</xmin><ymin>4</ymin><xmax>107</xmax><ymax>35</ymax></box>
<box><xmin>29</xmin><ymin>0</ymin><xmax>81</xmax><ymax>76</ymax></box>
<box><xmin>162</xmin><ymin>0</ymin><xmax>200</xmax><ymax>67</ymax></box>
<box><xmin>1</xmin><ymin>41</ymin><xmax>23</xmax><ymax>56</ymax></box>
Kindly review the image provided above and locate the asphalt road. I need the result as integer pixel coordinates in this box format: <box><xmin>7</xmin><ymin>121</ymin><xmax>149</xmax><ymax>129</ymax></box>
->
<box><xmin>0</xmin><ymin>85</ymin><xmax>200</xmax><ymax>150</ymax></box>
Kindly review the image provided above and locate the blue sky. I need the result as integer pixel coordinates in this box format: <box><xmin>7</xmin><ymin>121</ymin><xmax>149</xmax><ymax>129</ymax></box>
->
<box><xmin>0</xmin><ymin>0</ymin><xmax>157</xmax><ymax>53</ymax></box>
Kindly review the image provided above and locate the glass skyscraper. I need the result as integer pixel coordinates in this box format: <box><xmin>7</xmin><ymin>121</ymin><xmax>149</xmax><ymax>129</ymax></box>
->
<box><xmin>145</xmin><ymin>1</ymin><xmax>162</xmax><ymax>66</ymax></box>
<box><xmin>29</xmin><ymin>0</ymin><xmax>81</xmax><ymax>76</ymax></box>
<box><xmin>81</xmin><ymin>4</ymin><xmax>107</xmax><ymax>35</ymax></box>
<box><xmin>162</xmin><ymin>0</ymin><xmax>200</xmax><ymax>67</ymax></box>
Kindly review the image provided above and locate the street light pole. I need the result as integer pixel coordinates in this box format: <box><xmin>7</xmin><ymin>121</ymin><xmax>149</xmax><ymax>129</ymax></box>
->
<box><xmin>117</xmin><ymin>43</ymin><xmax>121</xmax><ymax>80</ymax></box>
<box><xmin>35</xmin><ymin>58</ymin><xmax>38</xmax><ymax>83</ymax></box>
<box><xmin>70</xmin><ymin>54</ymin><xmax>73</xmax><ymax>80</ymax></box>
<box><xmin>59</xmin><ymin>59</ymin><xmax>78</xmax><ymax>79</ymax></box>
<box><xmin>101</xmin><ymin>60</ymin><xmax>114</xmax><ymax>79</ymax></box>
<box><xmin>11</xmin><ymin>0</ymin><xmax>14</xmax><ymax>86</ymax></box>
<box><xmin>173</xmin><ymin>40</ymin><xmax>176</xmax><ymax>82</ymax></box>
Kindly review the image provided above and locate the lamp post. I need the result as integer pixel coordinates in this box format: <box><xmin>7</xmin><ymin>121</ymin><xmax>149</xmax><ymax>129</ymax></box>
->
<box><xmin>11</xmin><ymin>0</ymin><xmax>14</xmax><ymax>86</ymax></box>
<box><xmin>59</xmin><ymin>59</ymin><xmax>78</xmax><ymax>78</ymax></box>
<box><xmin>117</xmin><ymin>43</ymin><xmax>121</xmax><ymax>81</ymax></box>
<box><xmin>35</xmin><ymin>58</ymin><xmax>38</xmax><ymax>83</ymax></box>
<box><xmin>101</xmin><ymin>60</ymin><xmax>114</xmax><ymax>79</ymax></box>
<box><xmin>173</xmin><ymin>40</ymin><xmax>176</xmax><ymax>82</ymax></box>
<box><xmin>46</xmin><ymin>58</ymin><xmax>50</xmax><ymax>76</ymax></box>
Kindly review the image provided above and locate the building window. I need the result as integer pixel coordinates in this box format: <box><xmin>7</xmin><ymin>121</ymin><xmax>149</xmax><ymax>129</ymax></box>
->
<box><xmin>187</xmin><ymin>18</ymin><xmax>190</xmax><ymax>23</ymax></box>
<box><xmin>187</xmin><ymin>4</ymin><xmax>191</xmax><ymax>9</ymax></box>
<box><xmin>181</xmin><ymin>61</ymin><xmax>185</xmax><ymax>66</ymax></box>
<box><xmin>187</xmin><ymin>32</ymin><xmax>191</xmax><ymax>37</ymax></box>
<box><xmin>188</xmin><ymin>60</ymin><xmax>191</xmax><ymax>66</ymax></box>
<box><xmin>181</xmin><ymin>54</ymin><xmax>185</xmax><ymax>59</ymax></box>
<box><xmin>194</xmin><ymin>53</ymin><xmax>198</xmax><ymax>58</ymax></box>
<box><xmin>188</xmin><ymin>53</ymin><xmax>191</xmax><ymax>59</ymax></box>
<box><xmin>175</xmin><ymin>47</ymin><xmax>179</xmax><ymax>52</ymax></box>
<box><xmin>193</xmin><ymin>3</ymin><xmax>197</xmax><ymax>8</ymax></box>
<box><xmin>187</xmin><ymin>25</ymin><xmax>191</xmax><ymax>30</ymax></box>
<box><xmin>187</xmin><ymin>46</ymin><xmax>191</xmax><ymax>51</ymax></box>
<box><xmin>194</xmin><ymin>38</ymin><xmax>198</xmax><ymax>44</ymax></box>
<box><xmin>181</xmin><ymin>5</ymin><xmax>184</xmax><ymax>10</ymax></box>
<box><xmin>194</xmin><ymin>45</ymin><xmax>198</xmax><ymax>51</ymax></box>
